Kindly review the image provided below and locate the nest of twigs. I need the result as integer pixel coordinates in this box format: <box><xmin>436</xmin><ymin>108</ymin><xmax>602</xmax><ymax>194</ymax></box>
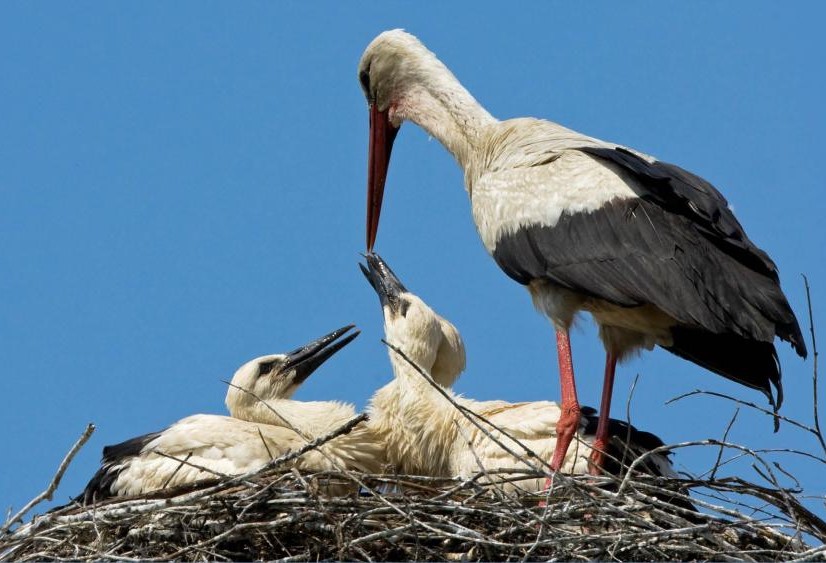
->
<box><xmin>4</xmin><ymin>282</ymin><xmax>826</xmax><ymax>561</ymax></box>
<box><xmin>2</xmin><ymin>444</ymin><xmax>824</xmax><ymax>562</ymax></box>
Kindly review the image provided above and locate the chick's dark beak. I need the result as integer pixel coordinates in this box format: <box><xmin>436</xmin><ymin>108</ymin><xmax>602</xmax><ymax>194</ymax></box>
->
<box><xmin>280</xmin><ymin>325</ymin><xmax>360</xmax><ymax>385</ymax></box>
<box><xmin>366</xmin><ymin>103</ymin><xmax>399</xmax><ymax>251</ymax></box>
<box><xmin>359</xmin><ymin>252</ymin><xmax>408</xmax><ymax>314</ymax></box>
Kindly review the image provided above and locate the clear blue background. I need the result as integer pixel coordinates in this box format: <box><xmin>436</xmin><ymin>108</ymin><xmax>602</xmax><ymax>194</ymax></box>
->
<box><xmin>2</xmin><ymin>2</ymin><xmax>824</xmax><ymax>522</ymax></box>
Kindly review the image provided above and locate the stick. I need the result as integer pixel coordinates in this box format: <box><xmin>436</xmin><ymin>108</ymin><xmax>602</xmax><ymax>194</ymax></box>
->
<box><xmin>666</xmin><ymin>389</ymin><xmax>817</xmax><ymax>435</ymax></box>
<box><xmin>382</xmin><ymin>339</ymin><xmax>551</xmax><ymax>474</ymax></box>
<box><xmin>710</xmin><ymin>408</ymin><xmax>739</xmax><ymax>481</ymax></box>
<box><xmin>1</xmin><ymin>423</ymin><xmax>95</xmax><ymax>535</ymax></box>
<box><xmin>802</xmin><ymin>274</ymin><xmax>826</xmax><ymax>455</ymax></box>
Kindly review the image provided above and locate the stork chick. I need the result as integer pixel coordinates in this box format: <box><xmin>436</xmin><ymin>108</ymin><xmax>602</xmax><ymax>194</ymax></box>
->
<box><xmin>226</xmin><ymin>326</ymin><xmax>360</xmax><ymax>435</ymax></box>
<box><xmin>363</xmin><ymin>253</ymin><xmax>677</xmax><ymax>492</ymax></box>
<box><xmin>78</xmin><ymin>326</ymin><xmax>382</xmax><ymax>504</ymax></box>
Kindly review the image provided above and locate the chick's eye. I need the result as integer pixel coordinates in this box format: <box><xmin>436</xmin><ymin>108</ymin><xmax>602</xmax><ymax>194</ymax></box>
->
<box><xmin>399</xmin><ymin>300</ymin><xmax>410</xmax><ymax>318</ymax></box>
<box><xmin>258</xmin><ymin>361</ymin><xmax>275</xmax><ymax>377</ymax></box>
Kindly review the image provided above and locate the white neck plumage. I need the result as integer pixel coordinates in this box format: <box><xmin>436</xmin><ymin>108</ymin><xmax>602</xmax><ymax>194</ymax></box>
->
<box><xmin>232</xmin><ymin>399</ymin><xmax>353</xmax><ymax>438</ymax></box>
<box><xmin>392</xmin><ymin>54</ymin><xmax>496</xmax><ymax>172</ymax></box>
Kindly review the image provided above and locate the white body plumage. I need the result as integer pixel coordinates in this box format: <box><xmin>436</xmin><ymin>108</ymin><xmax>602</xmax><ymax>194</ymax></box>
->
<box><xmin>79</xmin><ymin>327</ymin><xmax>382</xmax><ymax>503</ymax></box>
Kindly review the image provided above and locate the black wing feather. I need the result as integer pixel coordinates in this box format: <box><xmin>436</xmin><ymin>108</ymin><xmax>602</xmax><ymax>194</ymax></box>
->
<box><xmin>493</xmin><ymin>149</ymin><xmax>805</xmax><ymax>408</ymax></box>
<box><xmin>494</xmin><ymin>147</ymin><xmax>806</xmax><ymax>359</ymax></box>
<box><xmin>580</xmin><ymin>146</ymin><xmax>778</xmax><ymax>277</ymax></box>
<box><xmin>577</xmin><ymin>146</ymin><xmax>805</xmax><ymax>357</ymax></box>
<box><xmin>76</xmin><ymin>430</ymin><xmax>164</xmax><ymax>505</ymax></box>
<box><xmin>495</xmin><ymin>199</ymin><xmax>794</xmax><ymax>340</ymax></box>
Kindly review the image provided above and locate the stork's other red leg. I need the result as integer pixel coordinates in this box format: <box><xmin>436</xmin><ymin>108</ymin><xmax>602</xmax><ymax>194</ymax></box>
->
<box><xmin>589</xmin><ymin>351</ymin><xmax>617</xmax><ymax>475</ymax></box>
<box><xmin>548</xmin><ymin>329</ymin><xmax>581</xmax><ymax>473</ymax></box>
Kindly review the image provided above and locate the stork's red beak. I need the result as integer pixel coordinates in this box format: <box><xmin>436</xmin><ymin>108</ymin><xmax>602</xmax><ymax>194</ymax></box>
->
<box><xmin>366</xmin><ymin>103</ymin><xmax>399</xmax><ymax>251</ymax></box>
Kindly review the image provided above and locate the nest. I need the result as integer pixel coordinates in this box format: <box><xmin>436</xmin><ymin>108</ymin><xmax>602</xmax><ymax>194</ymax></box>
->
<box><xmin>2</xmin><ymin>439</ymin><xmax>825</xmax><ymax>562</ymax></box>
<box><xmin>4</xmin><ymin>286</ymin><xmax>825</xmax><ymax>561</ymax></box>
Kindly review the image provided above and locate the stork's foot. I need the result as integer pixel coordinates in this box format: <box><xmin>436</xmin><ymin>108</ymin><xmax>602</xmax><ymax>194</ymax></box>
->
<box><xmin>587</xmin><ymin>442</ymin><xmax>607</xmax><ymax>476</ymax></box>
<box><xmin>549</xmin><ymin>402</ymin><xmax>581</xmax><ymax>472</ymax></box>
<box><xmin>539</xmin><ymin>403</ymin><xmax>582</xmax><ymax>507</ymax></box>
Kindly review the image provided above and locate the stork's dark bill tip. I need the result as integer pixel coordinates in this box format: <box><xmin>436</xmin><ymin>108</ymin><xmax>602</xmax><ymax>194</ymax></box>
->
<box><xmin>366</xmin><ymin>253</ymin><xmax>406</xmax><ymax>291</ymax></box>
<box><xmin>360</xmin><ymin>252</ymin><xmax>408</xmax><ymax>314</ymax></box>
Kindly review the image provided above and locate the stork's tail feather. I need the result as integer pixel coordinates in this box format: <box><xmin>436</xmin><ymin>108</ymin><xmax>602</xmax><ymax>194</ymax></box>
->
<box><xmin>581</xmin><ymin>406</ymin><xmax>671</xmax><ymax>477</ymax></box>
<box><xmin>664</xmin><ymin>327</ymin><xmax>782</xmax><ymax>428</ymax></box>
<box><xmin>75</xmin><ymin>465</ymin><xmax>120</xmax><ymax>506</ymax></box>
<box><xmin>76</xmin><ymin>430</ymin><xmax>164</xmax><ymax>505</ymax></box>
<box><xmin>580</xmin><ymin>407</ymin><xmax>696</xmax><ymax>512</ymax></box>
<box><xmin>782</xmin><ymin>318</ymin><xmax>808</xmax><ymax>360</ymax></box>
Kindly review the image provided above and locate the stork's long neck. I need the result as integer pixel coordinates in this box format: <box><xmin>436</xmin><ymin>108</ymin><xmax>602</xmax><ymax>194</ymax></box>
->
<box><xmin>397</xmin><ymin>57</ymin><xmax>496</xmax><ymax>173</ymax></box>
<box><xmin>234</xmin><ymin>399</ymin><xmax>353</xmax><ymax>438</ymax></box>
<box><xmin>368</xmin><ymin>342</ymin><xmax>459</xmax><ymax>476</ymax></box>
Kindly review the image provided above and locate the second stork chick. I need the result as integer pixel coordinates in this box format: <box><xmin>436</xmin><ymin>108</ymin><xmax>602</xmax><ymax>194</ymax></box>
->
<box><xmin>362</xmin><ymin>253</ymin><xmax>677</xmax><ymax>492</ymax></box>
<box><xmin>78</xmin><ymin>326</ymin><xmax>382</xmax><ymax>504</ymax></box>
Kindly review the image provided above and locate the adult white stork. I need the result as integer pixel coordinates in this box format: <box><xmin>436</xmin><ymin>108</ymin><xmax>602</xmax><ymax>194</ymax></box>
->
<box><xmin>358</xmin><ymin>30</ymin><xmax>807</xmax><ymax>474</ymax></box>
<box><xmin>362</xmin><ymin>253</ymin><xmax>680</xmax><ymax>491</ymax></box>
<box><xmin>78</xmin><ymin>326</ymin><xmax>382</xmax><ymax>504</ymax></box>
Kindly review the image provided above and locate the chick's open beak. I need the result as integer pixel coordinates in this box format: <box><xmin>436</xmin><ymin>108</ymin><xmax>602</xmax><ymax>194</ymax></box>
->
<box><xmin>281</xmin><ymin>325</ymin><xmax>360</xmax><ymax>384</ymax></box>
<box><xmin>359</xmin><ymin>252</ymin><xmax>408</xmax><ymax>314</ymax></box>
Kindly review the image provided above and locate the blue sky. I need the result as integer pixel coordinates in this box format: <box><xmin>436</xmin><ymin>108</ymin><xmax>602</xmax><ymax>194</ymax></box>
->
<box><xmin>2</xmin><ymin>3</ymin><xmax>825</xmax><ymax>521</ymax></box>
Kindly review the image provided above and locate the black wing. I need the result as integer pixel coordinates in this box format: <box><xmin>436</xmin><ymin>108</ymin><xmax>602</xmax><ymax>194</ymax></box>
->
<box><xmin>76</xmin><ymin>430</ymin><xmax>164</xmax><ymax>505</ymax></box>
<box><xmin>578</xmin><ymin>146</ymin><xmax>805</xmax><ymax>358</ymax></box>
<box><xmin>493</xmin><ymin>148</ymin><xmax>805</xmax><ymax>408</ymax></box>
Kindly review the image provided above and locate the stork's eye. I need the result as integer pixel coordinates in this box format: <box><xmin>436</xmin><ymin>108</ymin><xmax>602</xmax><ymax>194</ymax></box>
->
<box><xmin>258</xmin><ymin>361</ymin><xmax>276</xmax><ymax>376</ymax></box>
<box><xmin>359</xmin><ymin>69</ymin><xmax>371</xmax><ymax>98</ymax></box>
<box><xmin>399</xmin><ymin>299</ymin><xmax>410</xmax><ymax>318</ymax></box>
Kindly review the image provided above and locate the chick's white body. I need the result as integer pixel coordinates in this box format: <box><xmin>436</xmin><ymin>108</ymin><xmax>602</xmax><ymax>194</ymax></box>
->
<box><xmin>82</xmin><ymin>343</ymin><xmax>383</xmax><ymax>503</ymax></box>
<box><xmin>367</xmin><ymin>284</ymin><xmax>675</xmax><ymax>491</ymax></box>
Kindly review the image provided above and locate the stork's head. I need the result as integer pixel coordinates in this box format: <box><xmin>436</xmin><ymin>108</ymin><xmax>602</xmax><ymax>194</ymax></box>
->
<box><xmin>360</xmin><ymin>252</ymin><xmax>465</xmax><ymax>387</ymax></box>
<box><xmin>358</xmin><ymin>30</ymin><xmax>437</xmax><ymax>118</ymax></box>
<box><xmin>360</xmin><ymin>30</ymin><xmax>495</xmax><ymax>252</ymax></box>
<box><xmin>225</xmin><ymin>325</ymin><xmax>359</xmax><ymax>414</ymax></box>
<box><xmin>359</xmin><ymin>30</ymin><xmax>444</xmax><ymax>252</ymax></box>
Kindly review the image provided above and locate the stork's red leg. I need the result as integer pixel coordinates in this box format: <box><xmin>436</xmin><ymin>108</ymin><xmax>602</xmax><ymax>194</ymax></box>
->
<box><xmin>589</xmin><ymin>352</ymin><xmax>617</xmax><ymax>475</ymax></box>
<box><xmin>547</xmin><ymin>329</ymin><xmax>581</xmax><ymax>478</ymax></box>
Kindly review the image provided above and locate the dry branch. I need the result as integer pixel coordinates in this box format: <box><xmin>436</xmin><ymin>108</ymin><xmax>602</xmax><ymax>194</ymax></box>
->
<box><xmin>0</xmin><ymin>424</ymin><xmax>95</xmax><ymax>537</ymax></box>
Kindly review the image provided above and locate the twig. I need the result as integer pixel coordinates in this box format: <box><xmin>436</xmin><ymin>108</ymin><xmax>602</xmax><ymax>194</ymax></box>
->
<box><xmin>262</xmin><ymin>413</ymin><xmax>368</xmax><ymax>470</ymax></box>
<box><xmin>1</xmin><ymin>423</ymin><xmax>95</xmax><ymax>535</ymax></box>
<box><xmin>159</xmin><ymin>452</ymin><xmax>196</xmax><ymax>489</ymax></box>
<box><xmin>155</xmin><ymin>452</ymin><xmax>227</xmax><ymax>486</ymax></box>
<box><xmin>802</xmin><ymin>274</ymin><xmax>825</xmax><ymax>456</ymax></box>
<box><xmin>667</xmin><ymin>389</ymin><xmax>818</xmax><ymax>435</ymax></box>
<box><xmin>620</xmin><ymin>373</ymin><xmax>641</xmax><ymax>471</ymax></box>
<box><xmin>710</xmin><ymin>408</ymin><xmax>739</xmax><ymax>480</ymax></box>
<box><xmin>257</xmin><ymin>426</ymin><xmax>275</xmax><ymax>462</ymax></box>
<box><xmin>382</xmin><ymin>339</ymin><xmax>550</xmax><ymax>474</ymax></box>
